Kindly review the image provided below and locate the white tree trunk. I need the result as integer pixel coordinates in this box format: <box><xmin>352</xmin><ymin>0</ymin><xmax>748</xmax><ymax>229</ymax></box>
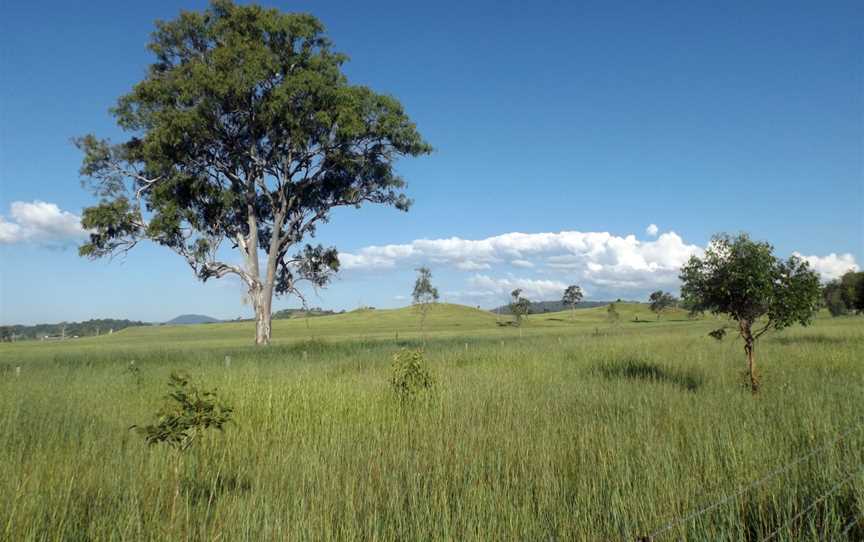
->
<box><xmin>252</xmin><ymin>283</ymin><xmax>274</xmax><ymax>346</ymax></box>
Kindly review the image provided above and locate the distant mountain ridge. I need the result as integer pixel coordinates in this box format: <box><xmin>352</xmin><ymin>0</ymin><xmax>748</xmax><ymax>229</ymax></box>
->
<box><xmin>164</xmin><ymin>314</ymin><xmax>221</xmax><ymax>325</ymax></box>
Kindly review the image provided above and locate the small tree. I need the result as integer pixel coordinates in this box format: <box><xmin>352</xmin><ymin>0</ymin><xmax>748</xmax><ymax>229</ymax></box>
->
<box><xmin>509</xmin><ymin>289</ymin><xmax>531</xmax><ymax>329</ymax></box>
<box><xmin>606</xmin><ymin>302</ymin><xmax>620</xmax><ymax>324</ymax></box>
<box><xmin>680</xmin><ymin>233</ymin><xmax>820</xmax><ymax>392</ymax></box>
<box><xmin>648</xmin><ymin>290</ymin><xmax>677</xmax><ymax>320</ymax></box>
<box><xmin>562</xmin><ymin>285</ymin><xmax>583</xmax><ymax>320</ymax></box>
<box><xmin>133</xmin><ymin>372</ymin><xmax>233</xmax><ymax>451</ymax></box>
<box><xmin>820</xmin><ymin>271</ymin><xmax>863</xmax><ymax>317</ymax></box>
<box><xmin>839</xmin><ymin>271</ymin><xmax>864</xmax><ymax>314</ymax></box>
<box><xmin>131</xmin><ymin>372</ymin><xmax>233</xmax><ymax>519</ymax></box>
<box><xmin>411</xmin><ymin>267</ymin><xmax>439</xmax><ymax>341</ymax></box>
<box><xmin>822</xmin><ymin>281</ymin><xmax>848</xmax><ymax>316</ymax></box>
<box><xmin>390</xmin><ymin>348</ymin><xmax>435</xmax><ymax>402</ymax></box>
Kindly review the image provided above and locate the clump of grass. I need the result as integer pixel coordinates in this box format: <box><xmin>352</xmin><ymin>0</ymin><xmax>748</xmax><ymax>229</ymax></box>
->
<box><xmin>594</xmin><ymin>357</ymin><xmax>705</xmax><ymax>392</ymax></box>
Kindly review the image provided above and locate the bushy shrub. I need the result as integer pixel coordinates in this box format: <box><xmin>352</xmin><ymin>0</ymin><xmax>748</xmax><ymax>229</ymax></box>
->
<box><xmin>708</xmin><ymin>328</ymin><xmax>727</xmax><ymax>341</ymax></box>
<box><xmin>390</xmin><ymin>349</ymin><xmax>435</xmax><ymax>401</ymax></box>
<box><xmin>132</xmin><ymin>372</ymin><xmax>233</xmax><ymax>451</ymax></box>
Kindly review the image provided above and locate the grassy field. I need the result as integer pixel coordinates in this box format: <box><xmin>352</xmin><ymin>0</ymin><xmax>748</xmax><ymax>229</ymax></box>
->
<box><xmin>1</xmin><ymin>304</ymin><xmax>862</xmax><ymax>540</ymax></box>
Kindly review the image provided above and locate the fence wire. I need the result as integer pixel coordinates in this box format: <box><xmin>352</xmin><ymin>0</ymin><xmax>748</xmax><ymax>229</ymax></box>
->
<box><xmin>641</xmin><ymin>421</ymin><xmax>864</xmax><ymax>540</ymax></box>
<box><xmin>758</xmin><ymin>465</ymin><xmax>862</xmax><ymax>541</ymax></box>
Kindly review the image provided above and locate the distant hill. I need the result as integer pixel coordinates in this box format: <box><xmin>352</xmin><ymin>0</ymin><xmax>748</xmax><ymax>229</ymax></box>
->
<box><xmin>492</xmin><ymin>300</ymin><xmax>604</xmax><ymax>315</ymax></box>
<box><xmin>492</xmin><ymin>300</ymin><xmax>629</xmax><ymax>315</ymax></box>
<box><xmin>0</xmin><ymin>319</ymin><xmax>149</xmax><ymax>342</ymax></box>
<box><xmin>164</xmin><ymin>314</ymin><xmax>221</xmax><ymax>325</ymax></box>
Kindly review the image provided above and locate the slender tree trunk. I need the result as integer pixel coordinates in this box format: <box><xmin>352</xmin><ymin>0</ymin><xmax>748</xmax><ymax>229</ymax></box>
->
<box><xmin>740</xmin><ymin>320</ymin><xmax>758</xmax><ymax>393</ymax></box>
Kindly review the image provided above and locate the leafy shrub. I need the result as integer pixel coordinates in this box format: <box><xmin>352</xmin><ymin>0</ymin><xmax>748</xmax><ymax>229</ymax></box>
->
<box><xmin>132</xmin><ymin>372</ymin><xmax>233</xmax><ymax>451</ymax></box>
<box><xmin>390</xmin><ymin>349</ymin><xmax>435</xmax><ymax>401</ymax></box>
<box><xmin>708</xmin><ymin>328</ymin><xmax>727</xmax><ymax>341</ymax></box>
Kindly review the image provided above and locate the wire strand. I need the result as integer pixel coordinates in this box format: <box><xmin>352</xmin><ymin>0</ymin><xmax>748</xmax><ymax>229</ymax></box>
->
<box><xmin>644</xmin><ymin>421</ymin><xmax>863</xmax><ymax>540</ymax></box>
<box><xmin>759</xmin><ymin>466</ymin><xmax>862</xmax><ymax>542</ymax></box>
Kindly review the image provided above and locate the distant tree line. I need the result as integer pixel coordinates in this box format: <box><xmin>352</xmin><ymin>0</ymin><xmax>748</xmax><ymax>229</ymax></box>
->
<box><xmin>822</xmin><ymin>271</ymin><xmax>864</xmax><ymax>316</ymax></box>
<box><xmin>493</xmin><ymin>300</ymin><xmax>612</xmax><ymax>315</ymax></box>
<box><xmin>272</xmin><ymin>307</ymin><xmax>338</xmax><ymax>320</ymax></box>
<box><xmin>0</xmin><ymin>319</ymin><xmax>149</xmax><ymax>342</ymax></box>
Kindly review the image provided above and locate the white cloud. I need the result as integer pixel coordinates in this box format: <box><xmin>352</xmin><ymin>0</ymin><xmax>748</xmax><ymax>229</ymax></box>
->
<box><xmin>455</xmin><ymin>260</ymin><xmax>490</xmax><ymax>271</ymax></box>
<box><xmin>342</xmin><ymin>231</ymin><xmax>700</xmax><ymax>271</ymax></box>
<box><xmin>341</xmin><ymin>230</ymin><xmax>703</xmax><ymax>295</ymax></box>
<box><xmin>646</xmin><ymin>223</ymin><xmax>659</xmax><ymax>237</ymax></box>
<box><xmin>792</xmin><ymin>252</ymin><xmax>859</xmax><ymax>282</ymax></box>
<box><xmin>340</xmin><ymin>228</ymin><xmax>860</xmax><ymax>301</ymax></box>
<box><xmin>467</xmin><ymin>274</ymin><xmax>569</xmax><ymax>300</ymax></box>
<box><xmin>0</xmin><ymin>201</ymin><xmax>87</xmax><ymax>245</ymax></box>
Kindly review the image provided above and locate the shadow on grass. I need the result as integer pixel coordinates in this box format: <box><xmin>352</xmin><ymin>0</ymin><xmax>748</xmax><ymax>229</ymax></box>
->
<box><xmin>182</xmin><ymin>473</ymin><xmax>252</xmax><ymax>505</ymax></box>
<box><xmin>594</xmin><ymin>358</ymin><xmax>704</xmax><ymax>392</ymax></box>
<box><xmin>770</xmin><ymin>335</ymin><xmax>852</xmax><ymax>346</ymax></box>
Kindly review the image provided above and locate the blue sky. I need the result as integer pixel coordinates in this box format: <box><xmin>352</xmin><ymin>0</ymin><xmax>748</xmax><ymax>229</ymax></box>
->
<box><xmin>1</xmin><ymin>0</ymin><xmax>861</xmax><ymax>324</ymax></box>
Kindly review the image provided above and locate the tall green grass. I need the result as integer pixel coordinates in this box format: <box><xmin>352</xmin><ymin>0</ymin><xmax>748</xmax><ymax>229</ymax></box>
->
<box><xmin>1</xmin><ymin>313</ymin><xmax>862</xmax><ymax>540</ymax></box>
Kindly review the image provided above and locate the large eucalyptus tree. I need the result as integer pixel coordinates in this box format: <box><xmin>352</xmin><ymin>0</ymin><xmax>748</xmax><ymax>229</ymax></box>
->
<box><xmin>75</xmin><ymin>1</ymin><xmax>431</xmax><ymax>344</ymax></box>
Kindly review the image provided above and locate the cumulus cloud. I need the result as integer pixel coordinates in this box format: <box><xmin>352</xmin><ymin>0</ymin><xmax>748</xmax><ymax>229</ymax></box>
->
<box><xmin>793</xmin><ymin>252</ymin><xmax>859</xmax><ymax>282</ymax></box>
<box><xmin>455</xmin><ymin>275</ymin><xmax>569</xmax><ymax>302</ymax></box>
<box><xmin>341</xmin><ymin>230</ymin><xmax>703</xmax><ymax>294</ymax></box>
<box><xmin>0</xmin><ymin>201</ymin><xmax>87</xmax><ymax>245</ymax></box>
<box><xmin>646</xmin><ymin>223</ymin><xmax>659</xmax><ymax>237</ymax></box>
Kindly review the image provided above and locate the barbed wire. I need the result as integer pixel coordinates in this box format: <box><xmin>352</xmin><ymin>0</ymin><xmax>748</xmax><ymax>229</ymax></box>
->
<box><xmin>838</xmin><ymin>513</ymin><xmax>861</xmax><ymax>539</ymax></box>
<box><xmin>758</xmin><ymin>465</ymin><xmax>862</xmax><ymax>541</ymax></box>
<box><xmin>641</xmin><ymin>420</ymin><xmax>864</xmax><ymax>540</ymax></box>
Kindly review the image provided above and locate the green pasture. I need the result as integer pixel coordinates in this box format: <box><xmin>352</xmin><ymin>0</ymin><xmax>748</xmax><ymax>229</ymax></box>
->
<box><xmin>1</xmin><ymin>304</ymin><xmax>862</xmax><ymax>540</ymax></box>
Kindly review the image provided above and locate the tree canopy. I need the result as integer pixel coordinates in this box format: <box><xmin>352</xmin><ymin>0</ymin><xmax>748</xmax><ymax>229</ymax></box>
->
<box><xmin>75</xmin><ymin>0</ymin><xmax>431</xmax><ymax>344</ymax></box>
<box><xmin>648</xmin><ymin>290</ymin><xmax>677</xmax><ymax>319</ymax></box>
<box><xmin>562</xmin><ymin>285</ymin><xmax>583</xmax><ymax>319</ymax></box>
<box><xmin>412</xmin><ymin>267</ymin><xmax>439</xmax><ymax>340</ymax></box>
<box><xmin>822</xmin><ymin>271</ymin><xmax>864</xmax><ymax>316</ymax></box>
<box><xmin>509</xmin><ymin>289</ymin><xmax>530</xmax><ymax>327</ymax></box>
<box><xmin>680</xmin><ymin>233</ymin><xmax>820</xmax><ymax>391</ymax></box>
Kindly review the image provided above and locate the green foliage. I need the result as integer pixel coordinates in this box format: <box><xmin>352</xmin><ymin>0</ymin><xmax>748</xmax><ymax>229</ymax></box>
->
<box><xmin>509</xmin><ymin>289</ymin><xmax>531</xmax><ymax>327</ymax></box>
<box><xmin>562</xmin><ymin>285</ymin><xmax>583</xmax><ymax>317</ymax></box>
<box><xmin>132</xmin><ymin>372</ymin><xmax>233</xmax><ymax>451</ymax></box>
<box><xmin>272</xmin><ymin>307</ymin><xmax>335</xmax><ymax>319</ymax></box>
<box><xmin>823</xmin><ymin>271</ymin><xmax>864</xmax><ymax>316</ymax></box>
<box><xmin>707</xmin><ymin>328</ymin><xmax>727</xmax><ymax>341</ymax></box>
<box><xmin>823</xmin><ymin>284</ymin><xmax>849</xmax><ymax>316</ymax></box>
<box><xmin>606</xmin><ymin>302</ymin><xmax>620</xmax><ymax>324</ymax></box>
<box><xmin>75</xmin><ymin>0</ymin><xmax>431</xmax><ymax>344</ymax></box>
<box><xmin>390</xmin><ymin>348</ymin><xmax>434</xmax><ymax>401</ymax></box>
<box><xmin>412</xmin><ymin>267</ymin><xmax>439</xmax><ymax>338</ymax></box>
<box><xmin>412</xmin><ymin>267</ymin><xmax>439</xmax><ymax>306</ymax></box>
<box><xmin>680</xmin><ymin>233</ymin><xmax>821</xmax><ymax>391</ymax></box>
<box><xmin>0</xmin><ymin>318</ymin><xmax>148</xmax><ymax>342</ymax></box>
<box><xmin>648</xmin><ymin>290</ymin><xmax>677</xmax><ymax>319</ymax></box>
<box><xmin>680</xmin><ymin>233</ymin><xmax>821</xmax><ymax>333</ymax></box>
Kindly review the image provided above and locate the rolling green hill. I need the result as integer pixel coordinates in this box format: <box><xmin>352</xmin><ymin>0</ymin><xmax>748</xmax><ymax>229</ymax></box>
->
<box><xmin>0</xmin><ymin>302</ymin><xmax>708</xmax><ymax>360</ymax></box>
